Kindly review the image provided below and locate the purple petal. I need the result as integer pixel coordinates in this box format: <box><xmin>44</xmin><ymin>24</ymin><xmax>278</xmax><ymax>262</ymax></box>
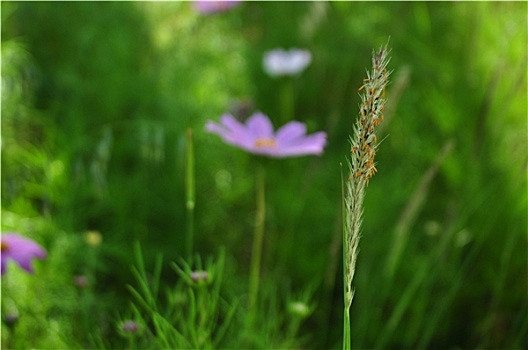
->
<box><xmin>205</xmin><ymin>112</ymin><xmax>326</xmax><ymax>158</ymax></box>
<box><xmin>205</xmin><ymin>114</ymin><xmax>254</xmax><ymax>149</ymax></box>
<box><xmin>288</xmin><ymin>49</ymin><xmax>312</xmax><ymax>73</ymax></box>
<box><xmin>1</xmin><ymin>233</ymin><xmax>47</xmax><ymax>275</ymax></box>
<box><xmin>249</xmin><ymin>146</ymin><xmax>279</xmax><ymax>157</ymax></box>
<box><xmin>194</xmin><ymin>0</ymin><xmax>241</xmax><ymax>14</ymax></box>
<box><xmin>263</xmin><ymin>49</ymin><xmax>287</xmax><ymax>77</ymax></box>
<box><xmin>275</xmin><ymin>131</ymin><xmax>327</xmax><ymax>157</ymax></box>
<box><xmin>246</xmin><ymin>112</ymin><xmax>274</xmax><ymax>139</ymax></box>
<box><xmin>276</xmin><ymin>121</ymin><xmax>307</xmax><ymax>145</ymax></box>
<box><xmin>205</xmin><ymin>120</ymin><xmax>228</xmax><ymax>135</ymax></box>
<box><xmin>263</xmin><ymin>48</ymin><xmax>312</xmax><ymax>77</ymax></box>
<box><xmin>218</xmin><ymin>114</ymin><xmax>247</xmax><ymax>136</ymax></box>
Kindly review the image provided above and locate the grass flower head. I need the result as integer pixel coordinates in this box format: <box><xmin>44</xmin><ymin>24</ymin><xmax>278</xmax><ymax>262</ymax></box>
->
<box><xmin>263</xmin><ymin>48</ymin><xmax>312</xmax><ymax>77</ymax></box>
<box><xmin>1</xmin><ymin>233</ymin><xmax>47</xmax><ymax>275</ymax></box>
<box><xmin>118</xmin><ymin>320</ymin><xmax>142</xmax><ymax>338</ymax></box>
<box><xmin>342</xmin><ymin>43</ymin><xmax>391</xmax><ymax>350</ymax></box>
<box><xmin>206</xmin><ymin>112</ymin><xmax>327</xmax><ymax>158</ymax></box>
<box><xmin>189</xmin><ymin>270</ymin><xmax>212</xmax><ymax>287</ymax></box>
<box><xmin>121</xmin><ymin>320</ymin><xmax>139</xmax><ymax>333</ymax></box>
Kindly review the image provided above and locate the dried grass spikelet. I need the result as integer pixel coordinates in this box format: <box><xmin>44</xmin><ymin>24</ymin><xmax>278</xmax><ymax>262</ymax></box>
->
<box><xmin>349</xmin><ymin>45</ymin><xmax>391</xmax><ymax>186</ymax></box>
<box><xmin>344</xmin><ymin>43</ymin><xmax>391</xmax><ymax>314</ymax></box>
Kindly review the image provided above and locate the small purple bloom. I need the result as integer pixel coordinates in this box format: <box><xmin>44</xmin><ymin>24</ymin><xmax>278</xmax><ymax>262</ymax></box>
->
<box><xmin>121</xmin><ymin>320</ymin><xmax>139</xmax><ymax>334</ymax></box>
<box><xmin>263</xmin><ymin>48</ymin><xmax>312</xmax><ymax>77</ymax></box>
<box><xmin>4</xmin><ymin>312</ymin><xmax>19</xmax><ymax>326</ymax></box>
<box><xmin>1</xmin><ymin>233</ymin><xmax>47</xmax><ymax>275</ymax></box>
<box><xmin>194</xmin><ymin>0</ymin><xmax>241</xmax><ymax>14</ymax></box>
<box><xmin>190</xmin><ymin>270</ymin><xmax>209</xmax><ymax>283</ymax></box>
<box><xmin>205</xmin><ymin>112</ymin><xmax>327</xmax><ymax>158</ymax></box>
<box><xmin>74</xmin><ymin>275</ymin><xmax>89</xmax><ymax>288</ymax></box>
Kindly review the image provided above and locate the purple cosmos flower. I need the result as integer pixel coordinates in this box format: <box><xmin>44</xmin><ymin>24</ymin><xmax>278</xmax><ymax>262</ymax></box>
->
<box><xmin>1</xmin><ymin>233</ymin><xmax>47</xmax><ymax>275</ymax></box>
<box><xmin>194</xmin><ymin>0</ymin><xmax>241</xmax><ymax>14</ymax></box>
<box><xmin>263</xmin><ymin>48</ymin><xmax>312</xmax><ymax>77</ymax></box>
<box><xmin>205</xmin><ymin>112</ymin><xmax>327</xmax><ymax>158</ymax></box>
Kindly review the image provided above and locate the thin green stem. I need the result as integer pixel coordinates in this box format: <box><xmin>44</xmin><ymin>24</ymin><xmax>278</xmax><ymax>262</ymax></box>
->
<box><xmin>280</xmin><ymin>78</ymin><xmax>294</xmax><ymax>123</ymax></box>
<box><xmin>185</xmin><ymin>129</ymin><xmax>195</xmax><ymax>259</ymax></box>
<box><xmin>341</xmin><ymin>163</ymin><xmax>351</xmax><ymax>350</ymax></box>
<box><xmin>342</xmin><ymin>43</ymin><xmax>391</xmax><ymax>350</ymax></box>
<box><xmin>248</xmin><ymin>164</ymin><xmax>266</xmax><ymax>315</ymax></box>
<box><xmin>343</xmin><ymin>308</ymin><xmax>351</xmax><ymax>350</ymax></box>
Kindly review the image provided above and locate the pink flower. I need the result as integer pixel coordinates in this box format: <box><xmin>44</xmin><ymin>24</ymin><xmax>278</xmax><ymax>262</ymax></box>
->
<box><xmin>190</xmin><ymin>270</ymin><xmax>209</xmax><ymax>283</ymax></box>
<box><xmin>263</xmin><ymin>48</ymin><xmax>312</xmax><ymax>77</ymax></box>
<box><xmin>205</xmin><ymin>112</ymin><xmax>327</xmax><ymax>158</ymax></box>
<box><xmin>121</xmin><ymin>320</ymin><xmax>139</xmax><ymax>334</ymax></box>
<box><xmin>1</xmin><ymin>233</ymin><xmax>47</xmax><ymax>275</ymax></box>
<box><xmin>194</xmin><ymin>1</ymin><xmax>241</xmax><ymax>14</ymax></box>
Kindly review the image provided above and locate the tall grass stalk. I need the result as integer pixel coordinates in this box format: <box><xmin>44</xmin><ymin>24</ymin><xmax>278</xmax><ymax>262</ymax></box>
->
<box><xmin>185</xmin><ymin>129</ymin><xmax>196</xmax><ymax>259</ymax></box>
<box><xmin>385</xmin><ymin>139</ymin><xmax>454</xmax><ymax>278</ymax></box>
<box><xmin>343</xmin><ymin>44</ymin><xmax>391</xmax><ymax>350</ymax></box>
<box><xmin>248</xmin><ymin>164</ymin><xmax>266</xmax><ymax>317</ymax></box>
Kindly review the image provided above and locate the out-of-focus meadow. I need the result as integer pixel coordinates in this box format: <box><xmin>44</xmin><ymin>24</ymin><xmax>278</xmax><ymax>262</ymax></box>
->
<box><xmin>1</xmin><ymin>2</ymin><xmax>526</xmax><ymax>349</ymax></box>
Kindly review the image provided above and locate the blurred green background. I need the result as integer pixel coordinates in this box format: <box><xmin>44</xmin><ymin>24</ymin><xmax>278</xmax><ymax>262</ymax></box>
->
<box><xmin>2</xmin><ymin>1</ymin><xmax>526</xmax><ymax>349</ymax></box>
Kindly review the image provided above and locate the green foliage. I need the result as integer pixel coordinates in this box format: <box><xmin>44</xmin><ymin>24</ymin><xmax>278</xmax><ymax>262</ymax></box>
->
<box><xmin>1</xmin><ymin>1</ymin><xmax>526</xmax><ymax>349</ymax></box>
<box><xmin>122</xmin><ymin>244</ymin><xmax>238</xmax><ymax>349</ymax></box>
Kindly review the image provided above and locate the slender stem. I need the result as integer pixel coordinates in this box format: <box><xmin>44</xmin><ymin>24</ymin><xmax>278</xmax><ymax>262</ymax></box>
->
<box><xmin>280</xmin><ymin>78</ymin><xmax>294</xmax><ymax>123</ymax></box>
<box><xmin>3</xmin><ymin>278</ymin><xmax>17</xmax><ymax>350</ymax></box>
<box><xmin>248</xmin><ymin>164</ymin><xmax>266</xmax><ymax>314</ymax></box>
<box><xmin>343</xmin><ymin>308</ymin><xmax>351</xmax><ymax>350</ymax></box>
<box><xmin>185</xmin><ymin>129</ymin><xmax>196</xmax><ymax>259</ymax></box>
<box><xmin>341</xmin><ymin>164</ymin><xmax>351</xmax><ymax>350</ymax></box>
<box><xmin>385</xmin><ymin>139</ymin><xmax>454</xmax><ymax>278</ymax></box>
<box><xmin>342</xmin><ymin>43</ymin><xmax>391</xmax><ymax>350</ymax></box>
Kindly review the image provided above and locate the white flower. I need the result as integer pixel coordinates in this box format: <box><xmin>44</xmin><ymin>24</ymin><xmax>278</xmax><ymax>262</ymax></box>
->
<box><xmin>262</xmin><ymin>48</ymin><xmax>312</xmax><ymax>77</ymax></box>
